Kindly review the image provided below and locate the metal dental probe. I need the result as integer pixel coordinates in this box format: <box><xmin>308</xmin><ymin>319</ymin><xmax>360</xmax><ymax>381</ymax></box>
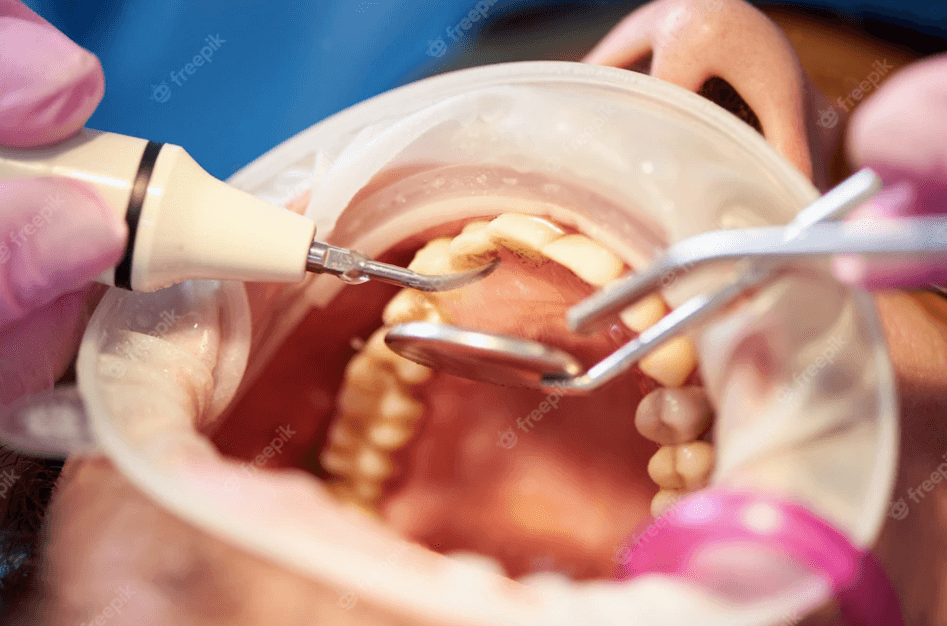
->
<box><xmin>568</xmin><ymin>168</ymin><xmax>884</xmax><ymax>332</ymax></box>
<box><xmin>0</xmin><ymin>129</ymin><xmax>497</xmax><ymax>293</ymax></box>
<box><xmin>385</xmin><ymin>168</ymin><xmax>884</xmax><ymax>392</ymax></box>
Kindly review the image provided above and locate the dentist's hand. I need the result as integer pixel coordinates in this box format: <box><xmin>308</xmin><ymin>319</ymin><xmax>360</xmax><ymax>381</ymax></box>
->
<box><xmin>0</xmin><ymin>0</ymin><xmax>127</xmax><ymax>404</ymax></box>
<box><xmin>832</xmin><ymin>54</ymin><xmax>947</xmax><ymax>289</ymax></box>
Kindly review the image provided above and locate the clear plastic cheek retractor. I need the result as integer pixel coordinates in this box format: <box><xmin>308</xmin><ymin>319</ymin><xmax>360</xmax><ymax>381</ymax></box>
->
<box><xmin>0</xmin><ymin>129</ymin><xmax>497</xmax><ymax>293</ymax></box>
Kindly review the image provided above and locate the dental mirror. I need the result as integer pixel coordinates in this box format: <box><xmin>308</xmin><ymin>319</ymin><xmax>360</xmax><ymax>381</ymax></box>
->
<box><xmin>385</xmin><ymin>322</ymin><xmax>584</xmax><ymax>390</ymax></box>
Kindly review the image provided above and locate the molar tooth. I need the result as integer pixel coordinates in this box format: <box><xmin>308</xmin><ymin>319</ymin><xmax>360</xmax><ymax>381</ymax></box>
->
<box><xmin>351</xmin><ymin>479</ymin><xmax>382</xmax><ymax>502</ymax></box>
<box><xmin>639</xmin><ymin>336</ymin><xmax>698</xmax><ymax>388</ymax></box>
<box><xmin>327</xmin><ymin>482</ymin><xmax>380</xmax><ymax>517</ymax></box>
<box><xmin>363</xmin><ymin>331</ymin><xmax>432</xmax><ymax>385</ymax></box>
<box><xmin>619</xmin><ymin>294</ymin><xmax>668</xmax><ymax>333</ymax></box>
<box><xmin>337</xmin><ymin>385</ymin><xmax>381</xmax><ymax>421</ymax></box>
<box><xmin>344</xmin><ymin>354</ymin><xmax>394</xmax><ymax>393</ymax></box>
<box><xmin>675</xmin><ymin>441</ymin><xmax>714</xmax><ymax>490</ymax></box>
<box><xmin>647</xmin><ymin>446</ymin><xmax>683</xmax><ymax>489</ymax></box>
<box><xmin>651</xmin><ymin>489</ymin><xmax>683</xmax><ymax>517</ymax></box>
<box><xmin>327</xmin><ymin>421</ymin><xmax>360</xmax><ymax>451</ymax></box>
<box><xmin>540</xmin><ymin>234</ymin><xmax>624</xmax><ymax>286</ymax></box>
<box><xmin>377</xmin><ymin>390</ymin><xmax>425</xmax><ymax>423</ymax></box>
<box><xmin>382</xmin><ymin>290</ymin><xmax>448</xmax><ymax>326</ymax></box>
<box><xmin>365</xmin><ymin>420</ymin><xmax>414</xmax><ymax>450</ymax></box>
<box><xmin>320</xmin><ymin>448</ymin><xmax>353</xmax><ymax>476</ymax></box>
<box><xmin>354</xmin><ymin>444</ymin><xmax>394</xmax><ymax>481</ymax></box>
<box><xmin>487</xmin><ymin>213</ymin><xmax>564</xmax><ymax>261</ymax></box>
<box><xmin>635</xmin><ymin>387</ymin><xmax>713</xmax><ymax>445</ymax></box>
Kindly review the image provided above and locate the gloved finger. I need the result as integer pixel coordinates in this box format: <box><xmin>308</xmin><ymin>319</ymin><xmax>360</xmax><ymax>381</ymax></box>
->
<box><xmin>0</xmin><ymin>0</ymin><xmax>104</xmax><ymax>147</ymax></box>
<box><xmin>0</xmin><ymin>289</ymin><xmax>87</xmax><ymax>405</ymax></box>
<box><xmin>0</xmin><ymin>177</ymin><xmax>126</xmax><ymax>329</ymax></box>
<box><xmin>833</xmin><ymin>55</ymin><xmax>947</xmax><ymax>289</ymax></box>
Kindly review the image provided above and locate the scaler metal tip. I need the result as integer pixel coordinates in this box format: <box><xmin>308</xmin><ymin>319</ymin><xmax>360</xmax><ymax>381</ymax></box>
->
<box><xmin>307</xmin><ymin>241</ymin><xmax>499</xmax><ymax>292</ymax></box>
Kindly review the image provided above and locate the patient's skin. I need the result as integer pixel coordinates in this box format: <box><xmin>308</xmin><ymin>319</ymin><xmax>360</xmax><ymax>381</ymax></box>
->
<box><xmin>3</xmin><ymin>2</ymin><xmax>947</xmax><ymax>625</ymax></box>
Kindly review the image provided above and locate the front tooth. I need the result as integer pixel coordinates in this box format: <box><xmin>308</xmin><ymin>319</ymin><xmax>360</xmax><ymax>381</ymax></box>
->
<box><xmin>635</xmin><ymin>387</ymin><xmax>713</xmax><ymax>445</ymax></box>
<box><xmin>540</xmin><ymin>234</ymin><xmax>625</xmax><ymax>286</ymax></box>
<box><xmin>487</xmin><ymin>213</ymin><xmax>564</xmax><ymax>261</ymax></box>
<box><xmin>647</xmin><ymin>446</ymin><xmax>683</xmax><ymax>489</ymax></box>
<box><xmin>408</xmin><ymin>237</ymin><xmax>455</xmax><ymax>275</ymax></box>
<box><xmin>676</xmin><ymin>441</ymin><xmax>714</xmax><ymax>490</ymax></box>
<box><xmin>365</xmin><ymin>420</ymin><xmax>415</xmax><ymax>450</ymax></box>
<box><xmin>619</xmin><ymin>294</ymin><xmax>667</xmax><ymax>333</ymax></box>
<box><xmin>651</xmin><ymin>489</ymin><xmax>683</xmax><ymax>517</ymax></box>
<box><xmin>449</xmin><ymin>227</ymin><xmax>498</xmax><ymax>266</ymax></box>
<box><xmin>639</xmin><ymin>335</ymin><xmax>698</xmax><ymax>388</ymax></box>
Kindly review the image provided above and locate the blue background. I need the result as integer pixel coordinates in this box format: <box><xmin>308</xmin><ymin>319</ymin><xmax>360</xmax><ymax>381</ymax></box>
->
<box><xmin>22</xmin><ymin>0</ymin><xmax>947</xmax><ymax>180</ymax></box>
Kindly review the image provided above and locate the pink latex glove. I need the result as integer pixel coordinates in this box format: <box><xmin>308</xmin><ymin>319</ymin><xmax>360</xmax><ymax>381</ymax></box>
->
<box><xmin>832</xmin><ymin>54</ymin><xmax>947</xmax><ymax>289</ymax></box>
<box><xmin>0</xmin><ymin>0</ymin><xmax>127</xmax><ymax>405</ymax></box>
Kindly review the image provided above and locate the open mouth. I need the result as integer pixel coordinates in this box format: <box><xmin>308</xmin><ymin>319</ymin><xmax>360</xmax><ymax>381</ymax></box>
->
<box><xmin>213</xmin><ymin>169</ymin><xmax>717</xmax><ymax>584</ymax></box>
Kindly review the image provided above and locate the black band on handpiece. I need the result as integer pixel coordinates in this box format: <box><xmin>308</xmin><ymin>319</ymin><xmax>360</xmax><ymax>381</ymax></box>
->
<box><xmin>114</xmin><ymin>141</ymin><xmax>164</xmax><ymax>291</ymax></box>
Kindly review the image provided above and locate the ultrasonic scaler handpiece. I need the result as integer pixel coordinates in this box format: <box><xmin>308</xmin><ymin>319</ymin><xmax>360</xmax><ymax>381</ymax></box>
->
<box><xmin>0</xmin><ymin>129</ymin><xmax>497</xmax><ymax>293</ymax></box>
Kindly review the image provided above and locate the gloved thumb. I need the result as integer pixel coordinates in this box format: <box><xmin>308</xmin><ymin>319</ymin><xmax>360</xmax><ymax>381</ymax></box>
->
<box><xmin>0</xmin><ymin>177</ymin><xmax>126</xmax><ymax>329</ymax></box>
<box><xmin>0</xmin><ymin>0</ymin><xmax>105</xmax><ymax>147</ymax></box>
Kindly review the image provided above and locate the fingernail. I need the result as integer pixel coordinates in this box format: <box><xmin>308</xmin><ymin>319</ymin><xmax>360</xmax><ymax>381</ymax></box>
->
<box><xmin>0</xmin><ymin>18</ymin><xmax>104</xmax><ymax>146</ymax></box>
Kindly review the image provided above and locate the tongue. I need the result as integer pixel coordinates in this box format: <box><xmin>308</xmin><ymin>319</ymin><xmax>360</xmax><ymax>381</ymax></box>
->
<box><xmin>381</xmin><ymin>248</ymin><xmax>660</xmax><ymax>580</ymax></box>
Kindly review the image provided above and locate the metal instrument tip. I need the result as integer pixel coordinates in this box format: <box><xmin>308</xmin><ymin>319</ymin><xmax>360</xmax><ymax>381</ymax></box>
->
<box><xmin>307</xmin><ymin>241</ymin><xmax>500</xmax><ymax>292</ymax></box>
